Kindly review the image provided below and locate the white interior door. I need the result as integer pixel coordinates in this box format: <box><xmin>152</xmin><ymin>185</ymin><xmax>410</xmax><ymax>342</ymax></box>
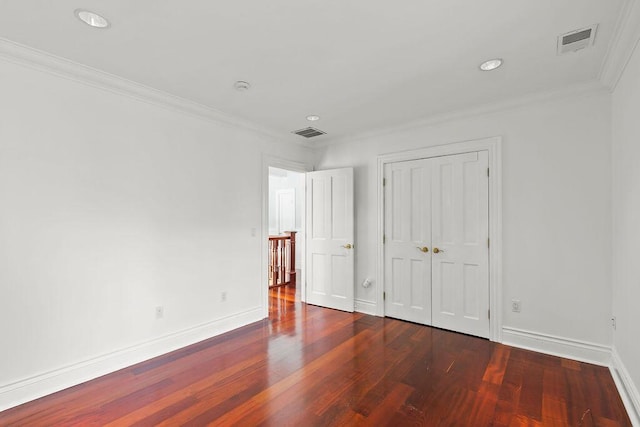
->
<box><xmin>383</xmin><ymin>151</ymin><xmax>489</xmax><ymax>338</ymax></box>
<box><xmin>384</xmin><ymin>159</ymin><xmax>432</xmax><ymax>324</ymax></box>
<box><xmin>306</xmin><ymin>168</ymin><xmax>354</xmax><ymax>312</ymax></box>
<box><xmin>431</xmin><ymin>151</ymin><xmax>489</xmax><ymax>338</ymax></box>
<box><xmin>276</xmin><ymin>189</ymin><xmax>295</xmax><ymax>233</ymax></box>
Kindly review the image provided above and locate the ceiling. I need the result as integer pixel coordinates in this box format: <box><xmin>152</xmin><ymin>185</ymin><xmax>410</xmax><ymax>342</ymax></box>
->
<box><xmin>0</xmin><ymin>0</ymin><xmax>626</xmax><ymax>142</ymax></box>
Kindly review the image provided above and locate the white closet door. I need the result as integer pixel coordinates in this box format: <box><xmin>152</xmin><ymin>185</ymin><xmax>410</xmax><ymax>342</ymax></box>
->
<box><xmin>306</xmin><ymin>168</ymin><xmax>354</xmax><ymax>312</ymax></box>
<box><xmin>431</xmin><ymin>151</ymin><xmax>489</xmax><ymax>338</ymax></box>
<box><xmin>384</xmin><ymin>159</ymin><xmax>432</xmax><ymax>325</ymax></box>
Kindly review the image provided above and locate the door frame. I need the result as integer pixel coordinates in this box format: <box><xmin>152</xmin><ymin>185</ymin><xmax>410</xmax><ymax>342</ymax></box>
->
<box><xmin>376</xmin><ymin>136</ymin><xmax>503</xmax><ymax>342</ymax></box>
<box><xmin>261</xmin><ymin>155</ymin><xmax>312</xmax><ymax>318</ymax></box>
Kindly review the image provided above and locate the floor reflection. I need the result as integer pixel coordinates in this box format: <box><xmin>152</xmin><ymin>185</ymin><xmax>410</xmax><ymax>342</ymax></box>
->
<box><xmin>267</xmin><ymin>284</ymin><xmax>304</xmax><ymax>389</ymax></box>
<box><xmin>268</xmin><ymin>284</ymin><xmax>299</xmax><ymax>335</ymax></box>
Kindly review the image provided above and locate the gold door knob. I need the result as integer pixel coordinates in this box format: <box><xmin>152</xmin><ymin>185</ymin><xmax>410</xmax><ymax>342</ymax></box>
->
<box><xmin>416</xmin><ymin>246</ymin><xmax>429</xmax><ymax>253</ymax></box>
<box><xmin>342</xmin><ymin>244</ymin><xmax>353</xmax><ymax>249</ymax></box>
<box><xmin>432</xmin><ymin>247</ymin><xmax>444</xmax><ymax>254</ymax></box>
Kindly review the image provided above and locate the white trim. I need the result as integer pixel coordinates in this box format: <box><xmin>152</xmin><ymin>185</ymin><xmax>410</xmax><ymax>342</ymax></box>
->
<box><xmin>0</xmin><ymin>37</ymin><xmax>307</xmax><ymax>146</ymax></box>
<box><xmin>315</xmin><ymin>80</ymin><xmax>605</xmax><ymax>148</ymax></box>
<box><xmin>376</xmin><ymin>136</ymin><xmax>503</xmax><ymax>342</ymax></box>
<box><xmin>610</xmin><ymin>347</ymin><xmax>640</xmax><ymax>426</ymax></box>
<box><xmin>502</xmin><ymin>326</ymin><xmax>611</xmax><ymax>366</ymax></box>
<box><xmin>0</xmin><ymin>307</ymin><xmax>263</xmax><ymax>412</ymax></box>
<box><xmin>355</xmin><ymin>299</ymin><xmax>377</xmax><ymax>316</ymax></box>
<box><xmin>262</xmin><ymin>156</ymin><xmax>312</xmax><ymax>316</ymax></box>
<box><xmin>0</xmin><ymin>37</ymin><xmax>611</xmax><ymax>149</ymax></box>
<box><xmin>599</xmin><ymin>0</ymin><xmax>640</xmax><ymax>91</ymax></box>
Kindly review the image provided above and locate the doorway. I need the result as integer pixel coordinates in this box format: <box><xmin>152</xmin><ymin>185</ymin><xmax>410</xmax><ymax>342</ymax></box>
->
<box><xmin>268</xmin><ymin>167</ymin><xmax>305</xmax><ymax>308</ymax></box>
<box><xmin>377</xmin><ymin>137</ymin><xmax>503</xmax><ymax>342</ymax></box>
<box><xmin>261</xmin><ymin>157</ymin><xmax>356</xmax><ymax>319</ymax></box>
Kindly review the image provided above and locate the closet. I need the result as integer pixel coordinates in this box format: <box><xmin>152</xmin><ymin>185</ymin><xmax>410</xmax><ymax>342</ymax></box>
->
<box><xmin>384</xmin><ymin>150</ymin><xmax>490</xmax><ymax>338</ymax></box>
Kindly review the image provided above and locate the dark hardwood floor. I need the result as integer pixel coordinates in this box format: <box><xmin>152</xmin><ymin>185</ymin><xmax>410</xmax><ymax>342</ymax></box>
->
<box><xmin>0</xmin><ymin>285</ymin><xmax>631</xmax><ymax>426</ymax></box>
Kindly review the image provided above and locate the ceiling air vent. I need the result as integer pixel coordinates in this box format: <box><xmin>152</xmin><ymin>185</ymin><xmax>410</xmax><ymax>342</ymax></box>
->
<box><xmin>293</xmin><ymin>127</ymin><xmax>326</xmax><ymax>138</ymax></box>
<box><xmin>557</xmin><ymin>25</ymin><xmax>598</xmax><ymax>55</ymax></box>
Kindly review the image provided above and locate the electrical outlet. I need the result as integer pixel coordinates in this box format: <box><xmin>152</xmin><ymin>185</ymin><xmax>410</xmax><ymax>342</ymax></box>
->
<box><xmin>155</xmin><ymin>306</ymin><xmax>164</xmax><ymax>319</ymax></box>
<box><xmin>511</xmin><ymin>300</ymin><xmax>521</xmax><ymax>313</ymax></box>
<box><xmin>221</xmin><ymin>291</ymin><xmax>227</xmax><ymax>302</ymax></box>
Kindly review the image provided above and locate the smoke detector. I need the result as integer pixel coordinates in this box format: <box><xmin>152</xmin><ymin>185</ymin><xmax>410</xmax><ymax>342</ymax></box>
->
<box><xmin>234</xmin><ymin>81</ymin><xmax>251</xmax><ymax>91</ymax></box>
<box><xmin>557</xmin><ymin>25</ymin><xmax>598</xmax><ymax>55</ymax></box>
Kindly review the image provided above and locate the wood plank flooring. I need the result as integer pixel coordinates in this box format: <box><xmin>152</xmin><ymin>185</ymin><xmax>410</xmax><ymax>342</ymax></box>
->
<box><xmin>0</xmin><ymin>285</ymin><xmax>631</xmax><ymax>426</ymax></box>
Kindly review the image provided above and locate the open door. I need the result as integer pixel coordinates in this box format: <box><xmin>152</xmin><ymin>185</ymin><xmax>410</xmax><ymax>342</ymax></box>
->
<box><xmin>305</xmin><ymin>168</ymin><xmax>354</xmax><ymax>312</ymax></box>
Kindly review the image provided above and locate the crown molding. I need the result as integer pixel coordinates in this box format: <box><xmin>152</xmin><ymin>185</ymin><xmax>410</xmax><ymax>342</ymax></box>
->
<box><xmin>0</xmin><ymin>29</ymin><xmax>623</xmax><ymax>151</ymax></box>
<box><xmin>0</xmin><ymin>37</ymin><xmax>306</xmax><ymax>145</ymax></box>
<box><xmin>317</xmin><ymin>79</ymin><xmax>607</xmax><ymax>148</ymax></box>
<box><xmin>599</xmin><ymin>0</ymin><xmax>640</xmax><ymax>90</ymax></box>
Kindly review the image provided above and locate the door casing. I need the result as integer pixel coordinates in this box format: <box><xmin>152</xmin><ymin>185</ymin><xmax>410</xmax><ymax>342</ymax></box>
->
<box><xmin>376</xmin><ymin>136</ymin><xmax>503</xmax><ymax>342</ymax></box>
<box><xmin>262</xmin><ymin>155</ymin><xmax>312</xmax><ymax>319</ymax></box>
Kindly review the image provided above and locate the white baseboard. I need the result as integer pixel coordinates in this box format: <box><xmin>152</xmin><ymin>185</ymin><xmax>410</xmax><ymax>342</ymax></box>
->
<box><xmin>502</xmin><ymin>326</ymin><xmax>611</xmax><ymax>366</ymax></box>
<box><xmin>0</xmin><ymin>307</ymin><xmax>264</xmax><ymax>412</ymax></box>
<box><xmin>610</xmin><ymin>347</ymin><xmax>640</xmax><ymax>426</ymax></box>
<box><xmin>355</xmin><ymin>299</ymin><xmax>377</xmax><ymax>316</ymax></box>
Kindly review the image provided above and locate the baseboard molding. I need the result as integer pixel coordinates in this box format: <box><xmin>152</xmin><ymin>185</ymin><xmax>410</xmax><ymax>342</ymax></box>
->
<box><xmin>355</xmin><ymin>299</ymin><xmax>377</xmax><ymax>316</ymax></box>
<box><xmin>502</xmin><ymin>326</ymin><xmax>611</xmax><ymax>366</ymax></box>
<box><xmin>610</xmin><ymin>347</ymin><xmax>640</xmax><ymax>426</ymax></box>
<box><xmin>0</xmin><ymin>307</ymin><xmax>264</xmax><ymax>412</ymax></box>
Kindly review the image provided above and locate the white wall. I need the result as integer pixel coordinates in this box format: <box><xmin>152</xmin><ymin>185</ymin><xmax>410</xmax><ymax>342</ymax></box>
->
<box><xmin>314</xmin><ymin>89</ymin><xmax>612</xmax><ymax>347</ymax></box>
<box><xmin>0</xmin><ymin>58</ymin><xmax>311</xmax><ymax>407</ymax></box>
<box><xmin>612</xmin><ymin>39</ymin><xmax>640</xmax><ymax>415</ymax></box>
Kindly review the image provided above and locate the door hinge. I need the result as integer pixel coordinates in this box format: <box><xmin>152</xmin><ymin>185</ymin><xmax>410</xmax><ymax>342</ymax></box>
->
<box><xmin>487</xmin><ymin>237</ymin><xmax>490</xmax><ymax>248</ymax></box>
<box><xmin>488</xmin><ymin>309</ymin><xmax>491</xmax><ymax>319</ymax></box>
<box><xmin>383</xmin><ymin>178</ymin><xmax>386</xmax><ymax>186</ymax></box>
<box><xmin>487</xmin><ymin>168</ymin><xmax>490</xmax><ymax>177</ymax></box>
<box><xmin>383</xmin><ymin>234</ymin><xmax>386</xmax><ymax>244</ymax></box>
<box><xmin>383</xmin><ymin>291</ymin><xmax>386</xmax><ymax>301</ymax></box>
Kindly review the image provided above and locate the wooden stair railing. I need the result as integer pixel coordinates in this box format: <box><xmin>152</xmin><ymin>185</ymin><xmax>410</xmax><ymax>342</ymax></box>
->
<box><xmin>268</xmin><ymin>231</ymin><xmax>296</xmax><ymax>288</ymax></box>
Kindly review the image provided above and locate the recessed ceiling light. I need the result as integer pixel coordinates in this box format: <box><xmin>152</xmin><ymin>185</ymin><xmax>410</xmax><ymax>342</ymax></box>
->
<box><xmin>234</xmin><ymin>81</ymin><xmax>251</xmax><ymax>91</ymax></box>
<box><xmin>75</xmin><ymin>9</ymin><xmax>110</xmax><ymax>29</ymax></box>
<box><xmin>479</xmin><ymin>58</ymin><xmax>503</xmax><ymax>71</ymax></box>
<box><xmin>306</xmin><ymin>115</ymin><xmax>320</xmax><ymax>121</ymax></box>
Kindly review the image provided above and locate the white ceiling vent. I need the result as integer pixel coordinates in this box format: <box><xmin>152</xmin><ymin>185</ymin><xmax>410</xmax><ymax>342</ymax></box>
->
<box><xmin>292</xmin><ymin>127</ymin><xmax>326</xmax><ymax>138</ymax></box>
<box><xmin>557</xmin><ymin>25</ymin><xmax>598</xmax><ymax>54</ymax></box>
